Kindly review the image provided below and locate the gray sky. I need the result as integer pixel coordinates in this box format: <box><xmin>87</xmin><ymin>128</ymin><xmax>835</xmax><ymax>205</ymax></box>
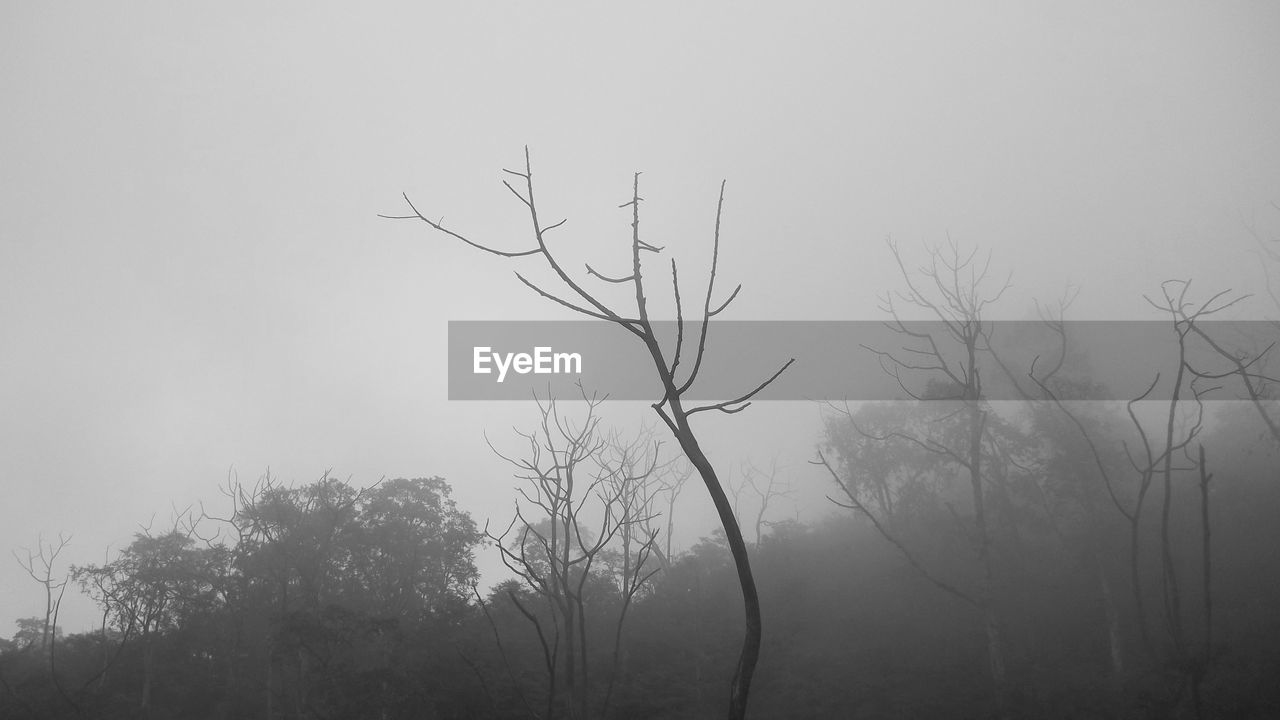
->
<box><xmin>3</xmin><ymin>1</ymin><xmax>1279</xmax><ymax>632</ymax></box>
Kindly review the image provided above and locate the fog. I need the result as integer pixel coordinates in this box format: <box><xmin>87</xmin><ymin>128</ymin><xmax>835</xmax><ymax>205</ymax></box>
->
<box><xmin>3</xmin><ymin>2</ymin><xmax>1279</xmax><ymax>717</ymax></box>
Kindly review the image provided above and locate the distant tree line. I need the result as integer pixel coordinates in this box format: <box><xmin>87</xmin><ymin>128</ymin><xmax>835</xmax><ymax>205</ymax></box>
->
<box><xmin>3</xmin><ymin>393</ymin><xmax>1280</xmax><ymax>719</ymax></box>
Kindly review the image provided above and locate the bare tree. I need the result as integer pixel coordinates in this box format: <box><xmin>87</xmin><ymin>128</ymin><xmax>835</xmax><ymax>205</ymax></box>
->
<box><xmin>12</xmin><ymin>533</ymin><xmax>71</xmax><ymax>655</ymax></box>
<box><xmin>599</xmin><ymin>427</ymin><xmax>665</xmax><ymax>717</ymax></box>
<box><xmin>979</xmin><ymin>292</ymin><xmax>1130</xmax><ymax>686</ymax></box>
<box><xmin>814</xmin><ymin>441</ymin><xmax>977</xmax><ymax>606</ymax></box>
<box><xmin>487</xmin><ymin>391</ymin><xmax>606</xmax><ymax>720</ymax></box>
<box><xmin>1143</xmin><ymin>281</ymin><xmax>1236</xmax><ymax>717</ymax></box>
<box><xmin>656</xmin><ymin>455</ymin><xmax>693</xmax><ymax>567</ymax></box>
<box><xmin>733</xmin><ymin>457</ymin><xmax>793</xmax><ymax>547</ymax></box>
<box><xmin>385</xmin><ymin>149</ymin><xmax>792</xmax><ymax>719</ymax></box>
<box><xmin>1182</xmin><ymin>321</ymin><xmax>1280</xmax><ymax>446</ymax></box>
<box><xmin>487</xmin><ymin>390</ymin><xmax>660</xmax><ymax>719</ymax></box>
<box><xmin>1028</xmin><ymin>281</ymin><xmax>1235</xmax><ymax>717</ymax></box>
<box><xmin>852</xmin><ymin>237</ymin><xmax>1013</xmax><ymax>715</ymax></box>
<box><xmin>601</xmin><ymin>425</ymin><xmax>666</xmax><ymax>600</ymax></box>
<box><xmin>12</xmin><ymin>533</ymin><xmax>77</xmax><ymax>711</ymax></box>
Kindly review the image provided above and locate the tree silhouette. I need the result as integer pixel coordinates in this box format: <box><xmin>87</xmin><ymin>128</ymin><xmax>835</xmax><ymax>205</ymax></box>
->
<box><xmin>384</xmin><ymin>149</ymin><xmax>792</xmax><ymax>719</ymax></box>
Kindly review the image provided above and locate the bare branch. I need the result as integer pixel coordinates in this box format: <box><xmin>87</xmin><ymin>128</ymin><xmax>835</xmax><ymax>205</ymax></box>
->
<box><xmin>686</xmin><ymin>358</ymin><xmax>796</xmax><ymax>416</ymax></box>
<box><xmin>380</xmin><ymin>193</ymin><xmax>541</xmax><ymax>258</ymax></box>
<box><xmin>814</xmin><ymin>451</ymin><xmax>977</xmax><ymax>606</ymax></box>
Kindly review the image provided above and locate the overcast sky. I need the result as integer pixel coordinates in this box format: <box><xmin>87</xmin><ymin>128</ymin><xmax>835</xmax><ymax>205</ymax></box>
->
<box><xmin>3</xmin><ymin>1</ymin><xmax>1279</xmax><ymax>632</ymax></box>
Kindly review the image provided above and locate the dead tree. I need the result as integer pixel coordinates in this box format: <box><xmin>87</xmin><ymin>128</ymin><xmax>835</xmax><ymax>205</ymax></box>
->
<box><xmin>979</xmin><ymin>291</ymin><xmax>1130</xmax><ymax>685</ymax></box>
<box><xmin>735</xmin><ymin>457</ymin><xmax>793</xmax><ymax>547</ymax></box>
<box><xmin>12</xmin><ymin>533</ymin><xmax>71</xmax><ymax>655</ymax></box>
<box><xmin>601</xmin><ymin>425</ymin><xmax>666</xmax><ymax>598</ymax></box>
<box><xmin>656</xmin><ymin>456</ymin><xmax>693</xmax><ymax>568</ymax></box>
<box><xmin>856</xmin><ymin>237</ymin><xmax>1012</xmax><ymax>715</ymax></box>
<box><xmin>814</xmin><ymin>443</ymin><xmax>978</xmax><ymax>606</ymax></box>
<box><xmin>1183</xmin><ymin>321</ymin><xmax>1280</xmax><ymax>446</ymax></box>
<box><xmin>385</xmin><ymin>149</ymin><xmax>792</xmax><ymax>719</ymax></box>
<box><xmin>1143</xmin><ymin>281</ymin><xmax>1236</xmax><ymax>716</ymax></box>
<box><xmin>12</xmin><ymin>533</ymin><xmax>76</xmax><ymax>711</ymax></box>
<box><xmin>1155</xmin><ymin>278</ymin><xmax>1280</xmax><ymax>449</ymax></box>
<box><xmin>1029</xmin><ymin>281</ymin><xmax>1232</xmax><ymax>716</ymax></box>
<box><xmin>599</xmin><ymin>428</ymin><xmax>665</xmax><ymax>717</ymax></box>
<box><xmin>488</xmin><ymin>390</ymin><xmax>660</xmax><ymax>719</ymax></box>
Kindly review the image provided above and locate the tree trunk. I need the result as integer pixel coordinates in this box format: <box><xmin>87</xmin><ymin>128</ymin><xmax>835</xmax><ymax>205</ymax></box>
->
<box><xmin>1096</xmin><ymin>556</ymin><xmax>1125</xmax><ymax>685</ymax></box>
<box><xmin>141</xmin><ymin>633</ymin><xmax>155</xmax><ymax>718</ymax></box>
<box><xmin>671</xmin><ymin>413</ymin><xmax>760</xmax><ymax>720</ymax></box>
<box><xmin>967</xmin><ymin>396</ymin><xmax>1008</xmax><ymax>718</ymax></box>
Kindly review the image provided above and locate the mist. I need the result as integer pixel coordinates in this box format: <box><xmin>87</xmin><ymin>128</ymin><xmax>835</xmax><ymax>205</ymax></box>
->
<box><xmin>3</xmin><ymin>2</ymin><xmax>1280</xmax><ymax>718</ymax></box>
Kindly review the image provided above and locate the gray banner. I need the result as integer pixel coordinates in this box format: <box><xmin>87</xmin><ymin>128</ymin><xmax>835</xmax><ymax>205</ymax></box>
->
<box><xmin>447</xmin><ymin>320</ymin><xmax>1279</xmax><ymax>401</ymax></box>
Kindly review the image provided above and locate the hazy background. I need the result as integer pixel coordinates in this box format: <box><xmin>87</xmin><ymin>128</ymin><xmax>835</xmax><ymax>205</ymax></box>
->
<box><xmin>3</xmin><ymin>1</ymin><xmax>1278</xmax><ymax>632</ymax></box>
